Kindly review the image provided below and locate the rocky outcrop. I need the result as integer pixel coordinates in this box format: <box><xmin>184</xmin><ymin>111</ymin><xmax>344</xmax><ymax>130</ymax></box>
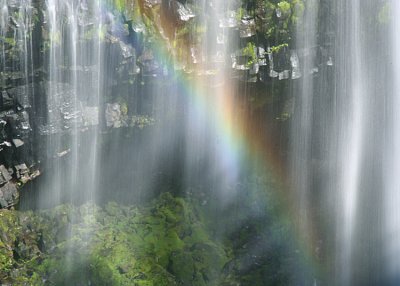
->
<box><xmin>0</xmin><ymin>0</ymin><xmax>335</xmax><ymax>208</ymax></box>
<box><xmin>0</xmin><ymin>0</ymin><xmax>41</xmax><ymax>207</ymax></box>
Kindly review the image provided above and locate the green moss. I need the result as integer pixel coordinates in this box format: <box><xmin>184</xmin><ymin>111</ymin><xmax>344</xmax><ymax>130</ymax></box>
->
<box><xmin>277</xmin><ymin>1</ymin><xmax>291</xmax><ymax>14</ymax></box>
<box><xmin>170</xmin><ymin>250</ymin><xmax>195</xmax><ymax>284</ymax></box>
<box><xmin>0</xmin><ymin>171</ymin><xmax>303</xmax><ymax>285</ymax></box>
<box><xmin>7</xmin><ymin>193</ymin><xmax>229</xmax><ymax>284</ymax></box>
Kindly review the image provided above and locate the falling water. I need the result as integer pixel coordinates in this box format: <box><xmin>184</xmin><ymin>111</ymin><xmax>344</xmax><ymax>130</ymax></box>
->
<box><xmin>290</xmin><ymin>0</ymin><xmax>397</xmax><ymax>285</ymax></box>
<box><xmin>3</xmin><ymin>0</ymin><xmax>400</xmax><ymax>284</ymax></box>
<box><xmin>41</xmin><ymin>0</ymin><xmax>102</xmax><ymax>207</ymax></box>
<box><xmin>290</xmin><ymin>0</ymin><xmax>320</xmax><ymax>283</ymax></box>
<box><xmin>291</xmin><ymin>0</ymin><xmax>395</xmax><ymax>284</ymax></box>
<box><xmin>385</xmin><ymin>0</ymin><xmax>400</xmax><ymax>284</ymax></box>
<box><xmin>291</xmin><ymin>0</ymin><xmax>318</xmax><ymax>244</ymax></box>
<box><xmin>1</xmin><ymin>0</ymin><xmax>8</xmax><ymax>83</ymax></box>
<box><xmin>183</xmin><ymin>0</ymin><xmax>240</xmax><ymax>208</ymax></box>
<box><xmin>0</xmin><ymin>0</ymin><xmax>33</xmax><ymax>93</ymax></box>
<box><xmin>0</xmin><ymin>0</ymin><xmax>35</xmax><ymax>177</ymax></box>
<box><xmin>335</xmin><ymin>1</ymin><xmax>364</xmax><ymax>285</ymax></box>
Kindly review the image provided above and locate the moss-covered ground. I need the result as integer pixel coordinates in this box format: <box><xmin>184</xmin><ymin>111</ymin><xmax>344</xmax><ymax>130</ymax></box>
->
<box><xmin>0</xmin><ymin>180</ymin><xmax>309</xmax><ymax>285</ymax></box>
<box><xmin>0</xmin><ymin>192</ymin><xmax>236</xmax><ymax>285</ymax></box>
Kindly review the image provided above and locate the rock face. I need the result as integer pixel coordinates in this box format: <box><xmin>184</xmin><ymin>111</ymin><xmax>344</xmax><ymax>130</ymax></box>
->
<box><xmin>0</xmin><ymin>182</ymin><xmax>18</xmax><ymax>208</ymax></box>
<box><xmin>0</xmin><ymin>0</ymin><xmax>41</xmax><ymax>207</ymax></box>
<box><xmin>0</xmin><ymin>81</ymin><xmax>39</xmax><ymax>208</ymax></box>
<box><xmin>0</xmin><ymin>0</ymin><xmax>334</xmax><ymax>208</ymax></box>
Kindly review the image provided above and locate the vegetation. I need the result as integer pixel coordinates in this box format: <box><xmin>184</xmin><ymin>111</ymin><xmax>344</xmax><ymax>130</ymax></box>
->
<box><xmin>0</xmin><ymin>172</ymin><xmax>306</xmax><ymax>285</ymax></box>
<box><xmin>0</xmin><ymin>194</ymin><xmax>230</xmax><ymax>285</ymax></box>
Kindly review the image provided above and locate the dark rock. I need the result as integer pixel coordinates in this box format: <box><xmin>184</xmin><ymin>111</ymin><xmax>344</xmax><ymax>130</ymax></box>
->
<box><xmin>0</xmin><ymin>182</ymin><xmax>18</xmax><ymax>208</ymax></box>
<box><xmin>15</xmin><ymin>163</ymin><xmax>29</xmax><ymax>179</ymax></box>
<box><xmin>239</xmin><ymin>17</ymin><xmax>256</xmax><ymax>38</ymax></box>
<box><xmin>105</xmin><ymin>103</ymin><xmax>122</xmax><ymax>128</ymax></box>
<box><xmin>160</xmin><ymin>0</ymin><xmax>195</xmax><ymax>38</ymax></box>
<box><xmin>175</xmin><ymin>2</ymin><xmax>195</xmax><ymax>22</ymax></box>
<box><xmin>0</xmin><ymin>90</ymin><xmax>15</xmax><ymax>110</ymax></box>
<box><xmin>0</xmin><ymin>165</ymin><xmax>12</xmax><ymax>185</ymax></box>
<box><xmin>219</xmin><ymin>10</ymin><xmax>237</xmax><ymax>28</ymax></box>
<box><xmin>119</xmin><ymin>40</ymin><xmax>134</xmax><ymax>59</ymax></box>
<box><xmin>7</xmin><ymin>85</ymin><xmax>33</xmax><ymax>109</ymax></box>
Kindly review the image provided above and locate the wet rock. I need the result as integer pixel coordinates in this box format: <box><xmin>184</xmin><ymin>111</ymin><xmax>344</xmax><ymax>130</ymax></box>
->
<box><xmin>290</xmin><ymin>51</ymin><xmax>301</xmax><ymax>79</ymax></box>
<box><xmin>56</xmin><ymin>149</ymin><xmax>70</xmax><ymax>158</ymax></box>
<box><xmin>138</xmin><ymin>50</ymin><xmax>162</xmax><ymax>76</ymax></box>
<box><xmin>219</xmin><ymin>11</ymin><xmax>237</xmax><ymax>28</ymax></box>
<box><xmin>257</xmin><ymin>46</ymin><xmax>267</xmax><ymax>66</ymax></box>
<box><xmin>143</xmin><ymin>0</ymin><xmax>162</xmax><ymax>9</ymax></box>
<box><xmin>37</xmin><ymin>82</ymin><xmax>101</xmax><ymax>135</ymax></box>
<box><xmin>12</xmin><ymin>138</ymin><xmax>24</xmax><ymax>148</ymax></box>
<box><xmin>29</xmin><ymin>169</ymin><xmax>40</xmax><ymax>181</ymax></box>
<box><xmin>15</xmin><ymin>163</ymin><xmax>28</xmax><ymax>179</ymax></box>
<box><xmin>77</xmin><ymin>3</ymin><xmax>94</xmax><ymax>28</ymax></box>
<box><xmin>82</xmin><ymin>106</ymin><xmax>99</xmax><ymax>127</ymax></box>
<box><xmin>6</xmin><ymin>84</ymin><xmax>32</xmax><ymax>109</ymax></box>
<box><xmin>105</xmin><ymin>103</ymin><xmax>128</xmax><ymax>128</ymax></box>
<box><xmin>239</xmin><ymin>17</ymin><xmax>256</xmax><ymax>38</ymax></box>
<box><xmin>0</xmin><ymin>165</ymin><xmax>12</xmax><ymax>185</ymax></box>
<box><xmin>105</xmin><ymin>103</ymin><xmax>122</xmax><ymax>128</ymax></box>
<box><xmin>0</xmin><ymin>182</ymin><xmax>18</xmax><ymax>208</ymax></box>
<box><xmin>0</xmin><ymin>90</ymin><xmax>15</xmax><ymax>110</ymax></box>
<box><xmin>176</xmin><ymin>2</ymin><xmax>195</xmax><ymax>22</ymax></box>
<box><xmin>119</xmin><ymin>40</ymin><xmax>134</xmax><ymax>58</ymax></box>
<box><xmin>278</xmin><ymin>70</ymin><xmax>290</xmax><ymax>80</ymax></box>
<box><xmin>327</xmin><ymin>56</ymin><xmax>334</xmax><ymax>66</ymax></box>
<box><xmin>231</xmin><ymin>54</ymin><xmax>250</xmax><ymax>71</ymax></box>
<box><xmin>161</xmin><ymin>0</ymin><xmax>195</xmax><ymax>25</ymax></box>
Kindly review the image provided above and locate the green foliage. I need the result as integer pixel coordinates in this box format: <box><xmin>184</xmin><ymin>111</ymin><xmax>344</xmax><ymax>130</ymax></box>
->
<box><xmin>0</xmin><ymin>36</ymin><xmax>16</xmax><ymax>47</ymax></box>
<box><xmin>0</xmin><ymin>194</ymin><xmax>231</xmax><ymax>285</ymax></box>
<box><xmin>236</xmin><ymin>7</ymin><xmax>245</xmax><ymax>21</ymax></box>
<box><xmin>242</xmin><ymin>42</ymin><xmax>257</xmax><ymax>59</ymax></box>
<box><xmin>270</xmin><ymin>43</ymin><xmax>288</xmax><ymax>53</ymax></box>
<box><xmin>277</xmin><ymin>1</ymin><xmax>291</xmax><ymax>14</ymax></box>
<box><xmin>242</xmin><ymin>42</ymin><xmax>257</xmax><ymax>67</ymax></box>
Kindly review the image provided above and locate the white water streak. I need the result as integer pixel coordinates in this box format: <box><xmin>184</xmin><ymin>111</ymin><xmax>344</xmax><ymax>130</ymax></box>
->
<box><xmin>337</xmin><ymin>1</ymin><xmax>363</xmax><ymax>284</ymax></box>
<box><xmin>385</xmin><ymin>0</ymin><xmax>400</xmax><ymax>280</ymax></box>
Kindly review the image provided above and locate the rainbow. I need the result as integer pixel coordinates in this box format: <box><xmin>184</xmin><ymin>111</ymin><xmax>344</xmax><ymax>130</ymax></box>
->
<box><xmin>103</xmin><ymin>0</ymin><xmax>322</xmax><ymax>279</ymax></box>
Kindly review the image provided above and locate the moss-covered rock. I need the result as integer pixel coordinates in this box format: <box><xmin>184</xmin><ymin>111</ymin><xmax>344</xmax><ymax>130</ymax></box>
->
<box><xmin>0</xmin><ymin>193</ymin><xmax>232</xmax><ymax>285</ymax></box>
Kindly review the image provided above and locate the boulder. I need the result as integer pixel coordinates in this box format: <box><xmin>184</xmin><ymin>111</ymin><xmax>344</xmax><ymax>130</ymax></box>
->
<box><xmin>0</xmin><ymin>165</ymin><xmax>12</xmax><ymax>185</ymax></box>
<box><xmin>0</xmin><ymin>182</ymin><xmax>18</xmax><ymax>208</ymax></box>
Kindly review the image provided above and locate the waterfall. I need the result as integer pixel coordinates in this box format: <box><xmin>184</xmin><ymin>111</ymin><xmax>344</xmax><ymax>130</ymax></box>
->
<box><xmin>0</xmin><ymin>0</ymin><xmax>33</xmax><ymax>91</ymax></box>
<box><xmin>1</xmin><ymin>0</ymin><xmax>9</xmax><ymax>83</ymax></box>
<box><xmin>183</xmin><ymin>0</ymin><xmax>240</xmax><ymax>207</ymax></box>
<box><xmin>3</xmin><ymin>0</ymin><xmax>400</xmax><ymax>284</ymax></box>
<box><xmin>334</xmin><ymin>1</ymin><xmax>364</xmax><ymax>285</ymax></box>
<box><xmin>0</xmin><ymin>0</ymin><xmax>35</xmax><ymax>192</ymax></box>
<box><xmin>40</xmin><ymin>0</ymin><xmax>102</xmax><ymax>207</ymax></box>
<box><xmin>332</xmin><ymin>1</ymin><xmax>391</xmax><ymax>284</ymax></box>
<box><xmin>291</xmin><ymin>0</ymin><xmax>394</xmax><ymax>284</ymax></box>
<box><xmin>385</xmin><ymin>0</ymin><xmax>400</xmax><ymax>284</ymax></box>
<box><xmin>291</xmin><ymin>0</ymin><xmax>318</xmax><ymax>246</ymax></box>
